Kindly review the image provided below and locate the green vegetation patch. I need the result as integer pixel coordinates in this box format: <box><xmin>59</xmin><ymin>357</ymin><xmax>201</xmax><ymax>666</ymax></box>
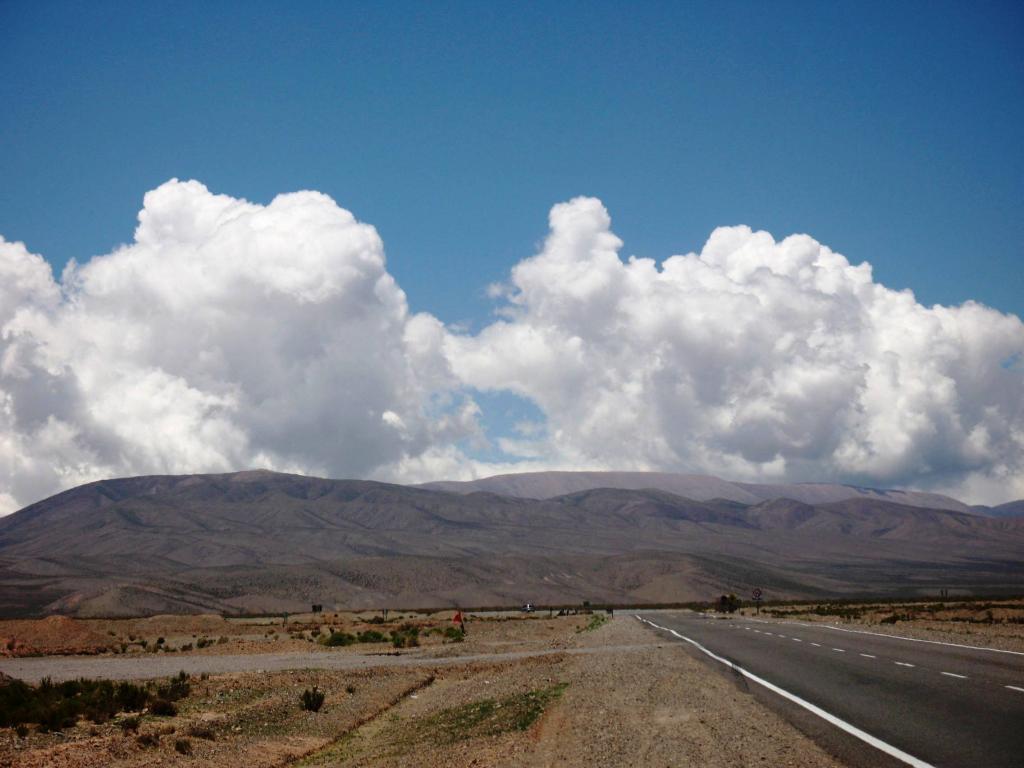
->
<box><xmin>0</xmin><ymin>671</ymin><xmax>191</xmax><ymax>732</ymax></box>
<box><xmin>578</xmin><ymin>613</ymin><xmax>608</xmax><ymax>632</ymax></box>
<box><xmin>399</xmin><ymin>682</ymin><xmax>568</xmax><ymax>748</ymax></box>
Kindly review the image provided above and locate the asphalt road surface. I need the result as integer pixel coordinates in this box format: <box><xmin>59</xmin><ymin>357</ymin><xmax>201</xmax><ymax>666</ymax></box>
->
<box><xmin>637</xmin><ymin>611</ymin><xmax>1024</xmax><ymax>768</ymax></box>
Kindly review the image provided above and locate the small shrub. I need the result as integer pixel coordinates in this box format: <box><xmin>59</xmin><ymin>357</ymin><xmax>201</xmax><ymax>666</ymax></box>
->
<box><xmin>179</xmin><ymin>643</ymin><xmax>193</xmax><ymax>652</ymax></box>
<box><xmin>196</xmin><ymin>637</ymin><xmax>213</xmax><ymax>649</ymax></box>
<box><xmin>157</xmin><ymin>671</ymin><xmax>190</xmax><ymax>702</ymax></box>
<box><xmin>137</xmin><ymin>731</ymin><xmax>160</xmax><ymax>748</ymax></box>
<box><xmin>345</xmin><ymin>684</ymin><xmax>356</xmax><ymax>694</ymax></box>
<box><xmin>321</xmin><ymin>631</ymin><xmax>357</xmax><ymax>647</ymax></box>
<box><xmin>390</xmin><ymin>624</ymin><xmax>420</xmax><ymax>648</ymax></box>
<box><xmin>188</xmin><ymin>722</ymin><xmax>216</xmax><ymax>740</ymax></box>
<box><xmin>357</xmin><ymin>630</ymin><xmax>387</xmax><ymax>643</ymax></box>
<box><xmin>217</xmin><ymin>636</ymin><xmax>228</xmax><ymax>645</ymax></box>
<box><xmin>149</xmin><ymin>698</ymin><xmax>177</xmax><ymax>717</ymax></box>
<box><xmin>119</xmin><ymin>715</ymin><xmax>141</xmax><ymax>733</ymax></box>
<box><xmin>116</xmin><ymin>681</ymin><xmax>149</xmax><ymax>711</ymax></box>
<box><xmin>174</xmin><ymin>737</ymin><xmax>192</xmax><ymax>755</ymax></box>
<box><xmin>300</xmin><ymin>686</ymin><xmax>325</xmax><ymax>712</ymax></box>
<box><xmin>15</xmin><ymin>724</ymin><xmax>28</xmax><ymax>738</ymax></box>
<box><xmin>443</xmin><ymin>626</ymin><xmax>465</xmax><ymax>642</ymax></box>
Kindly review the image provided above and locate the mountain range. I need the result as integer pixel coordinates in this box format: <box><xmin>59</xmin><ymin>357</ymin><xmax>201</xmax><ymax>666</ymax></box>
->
<box><xmin>0</xmin><ymin>470</ymin><xmax>1021</xmax><ymax>617</ymax></box>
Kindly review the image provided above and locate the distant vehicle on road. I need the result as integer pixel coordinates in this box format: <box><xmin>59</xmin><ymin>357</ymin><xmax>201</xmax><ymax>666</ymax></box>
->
<box><xmin>521</xmin><ymin>603</ymin><xmax>535</xmax><ymax>612</ymax></box>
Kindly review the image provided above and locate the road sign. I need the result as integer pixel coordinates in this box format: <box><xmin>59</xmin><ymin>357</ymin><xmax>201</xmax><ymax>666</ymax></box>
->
<box><xmin>752</xmin><ymin>588</ymin><xmax>763</xmax><ymax>600</ymax></box>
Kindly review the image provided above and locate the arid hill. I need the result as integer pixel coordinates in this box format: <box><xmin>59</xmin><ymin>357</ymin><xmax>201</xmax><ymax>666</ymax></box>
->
<box><xmin>0</xmin><ymin>470</ymin><xmax>1021</xmax><ymax>617</ymax></box>
<box><xmin>418</xmin><ymin>470</ymin><xmax>974</xmax><ymax>512</ymax></box>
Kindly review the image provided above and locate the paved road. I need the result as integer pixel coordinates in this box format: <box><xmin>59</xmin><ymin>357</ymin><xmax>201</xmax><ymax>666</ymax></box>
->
<box><xmin>637</xmin><ymin>611</ymin><xmax>1024</xmax><ymax>768</ymax></box>
<box><xmin>0</xmin><ymin>642</ymin><xmax>661</xmax><ymax>683</ymax></box>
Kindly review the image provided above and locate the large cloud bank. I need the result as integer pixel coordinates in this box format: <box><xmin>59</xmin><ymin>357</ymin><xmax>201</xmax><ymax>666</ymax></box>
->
<box><xmin>1</xmin><ymin>182</ymin><xmax>1022</xmax><ymax>513</ymax></box>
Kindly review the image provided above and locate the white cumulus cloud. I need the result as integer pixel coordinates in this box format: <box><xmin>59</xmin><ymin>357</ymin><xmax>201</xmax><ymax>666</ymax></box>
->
<box><xmin>0</xmin><ymin>180</ymin><xmax>478</xmax><ymax>514</ymax></box>
<box><xmin>445</xmin><ymin>197</ymin><xmax>1024</xmax><ymax>504</ymax></box>
<box><xmin>1</xmin><ymin>185</ymin><xmax>1021</xmax><ymax>512</ymax></box>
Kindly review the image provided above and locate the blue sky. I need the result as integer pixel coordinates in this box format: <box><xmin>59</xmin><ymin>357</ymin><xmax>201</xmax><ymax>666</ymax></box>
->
<box><xmin>1</xmin><ymin>1</ymin><xmax>1023</xmax><ymax>509</ymax></box>
<box><xmin>2</xmin><ymin>0</ymin><xmax>1021</xmax><ymax>325</ymax></box>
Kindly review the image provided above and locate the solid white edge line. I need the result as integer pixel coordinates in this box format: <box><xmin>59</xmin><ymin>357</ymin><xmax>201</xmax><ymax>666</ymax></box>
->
<box><xmin>635</xmin><ymin>615</ymin><xmax>936</xmax><ymax>768</ymax></box>
<box><xmin>1006</xmin><ymin>685</ymin><xmax>1024</xmax><ymax>693</ymax></box>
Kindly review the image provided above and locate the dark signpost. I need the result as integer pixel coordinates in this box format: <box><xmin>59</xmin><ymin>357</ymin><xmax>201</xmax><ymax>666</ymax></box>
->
<box><xmin>752</xmin><ymin>587</ymin><xmax>763</xmax><ymax>614</ymax></box>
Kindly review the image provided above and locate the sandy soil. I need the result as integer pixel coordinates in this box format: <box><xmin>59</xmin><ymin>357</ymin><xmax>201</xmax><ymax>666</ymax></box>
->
<box><xmin>0</xmin><ymin>610</ymin><xmax>584</xmax><ymax>659</ymax></box>
<box><xmin>303</xmin><ymin>615</ymin><xmax>845</xmax><ymax>768</ymax></box>
<box><xmin>0</xmin><ymin>613</ymin><xmax>849</xmax><ymax>767</ymax></box>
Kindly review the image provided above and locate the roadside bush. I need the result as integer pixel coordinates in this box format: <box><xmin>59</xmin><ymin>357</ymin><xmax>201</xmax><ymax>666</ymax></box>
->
<box><xmin>300</xmin><ymin>687</ymin><xmax>325</xmax><ymax>712</ymax></box>
<box><xmin>118</xmin><ymin>715</ymin><xmax>141</xmax><ymax>733</ymax></box>
<box><xmin>149</xmin><ymin>698</ymin><xmax>177</xmax><ymax>717</ymax></box>
<box><xmin>356</xmin><ymin>630</ymin><xmax>387</xmax><ymax>643</ymax></box>
<box><xmin>0</xmin><ymin>677</ymin><xmax>153</xmax><ymax>730</ymax></box>
<box><xmin>116</xmin><ymin>681</ymin><xmax>149</xmax><ymax>711</ymax></box>
<box><xmin>443</xmin><ymin>627</ymin><xmax>465</xmax><ymax>642</ymax></box>
<box><xmin>174</xmin><ymin>737</ymin><xmax>192</xmax><ymax>755</ymax></box>
<box><xmin>137</xmin><ymin>731</ymin><xmax>160</xmax><ymax>748</ymax></box>
<box><xmin>188</xmin><ymin>722</ymin><xmax>216</xmax><ymax>740</ymax></box>
<box><xmin>157</xmin><ymin>671</ymin><xmax>190</xmax><ymax>702</ymax></box>
<box><xmin>320</xmin><ymin>631</ymin><xmax>357</xmax><ymax>647</ymax></box>
<box><xmin>390</xmin><ymin>624</ymin><xmax>420</xmax><ymax>648</ymax></box>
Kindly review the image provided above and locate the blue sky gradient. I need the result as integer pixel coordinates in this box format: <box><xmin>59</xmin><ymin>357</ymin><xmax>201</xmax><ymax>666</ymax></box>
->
<box><xmin>2</xmin><ymin>0</ymin><xmax>1022</xmax><ymax>325</ymax></box>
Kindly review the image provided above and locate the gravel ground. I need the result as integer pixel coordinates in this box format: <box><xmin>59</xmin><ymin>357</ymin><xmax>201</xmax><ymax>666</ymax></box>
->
<box><xmin>1</xmin><ymin>614</ymin><xmax>853</xmax><ymax>767</ymax></box>
<box><xmin>297</xmin><ymin>615</ymin><xmax>848</xmax><ymax>768</ymax></box>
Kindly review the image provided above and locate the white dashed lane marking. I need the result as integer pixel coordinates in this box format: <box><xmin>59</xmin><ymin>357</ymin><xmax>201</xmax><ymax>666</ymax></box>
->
<box><xmin>705</xmin><ymin>619</ymin><xmax>1011</xmax><ymax>701</ymax></box>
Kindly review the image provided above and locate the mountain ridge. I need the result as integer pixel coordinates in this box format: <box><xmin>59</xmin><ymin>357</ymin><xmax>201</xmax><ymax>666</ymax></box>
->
<box><xmin>2</xmin><ymin>470</ymin><xmax>1022</xmax><ymax>617</ymax></box>
<box><xmin>416</xmin><ymin>470</ymin><xmax>978</xmax><ymax>512</ymax></box>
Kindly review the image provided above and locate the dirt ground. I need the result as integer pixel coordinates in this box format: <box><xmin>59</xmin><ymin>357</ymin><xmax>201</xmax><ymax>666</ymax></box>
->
<box><xmin>0</xmin><ymin>613</ymin><xmax>847</xmax><ymax>767</ymax></box>
<box><xmin>754</xmin><ymin>598</ymin><xmax>1024</xmax><ymax>652</ymax></box>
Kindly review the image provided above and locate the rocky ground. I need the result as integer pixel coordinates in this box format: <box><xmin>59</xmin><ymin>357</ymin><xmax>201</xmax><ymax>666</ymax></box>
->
<box><xmin>0</xmin><ymin>612</ymin><xmax>848</xmax><ymax>767</ymax></box>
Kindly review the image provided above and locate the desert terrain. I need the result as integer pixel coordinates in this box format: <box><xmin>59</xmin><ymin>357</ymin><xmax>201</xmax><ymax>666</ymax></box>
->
<box><xmin>0</xmin><ymin>609</ymin><xmax>855</xmax><ymax>768</ymax></box>
<box><xmin>2</xmin><ymin>598</ymin><xmax>1021</xmax><ymax>767</ymax></box>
